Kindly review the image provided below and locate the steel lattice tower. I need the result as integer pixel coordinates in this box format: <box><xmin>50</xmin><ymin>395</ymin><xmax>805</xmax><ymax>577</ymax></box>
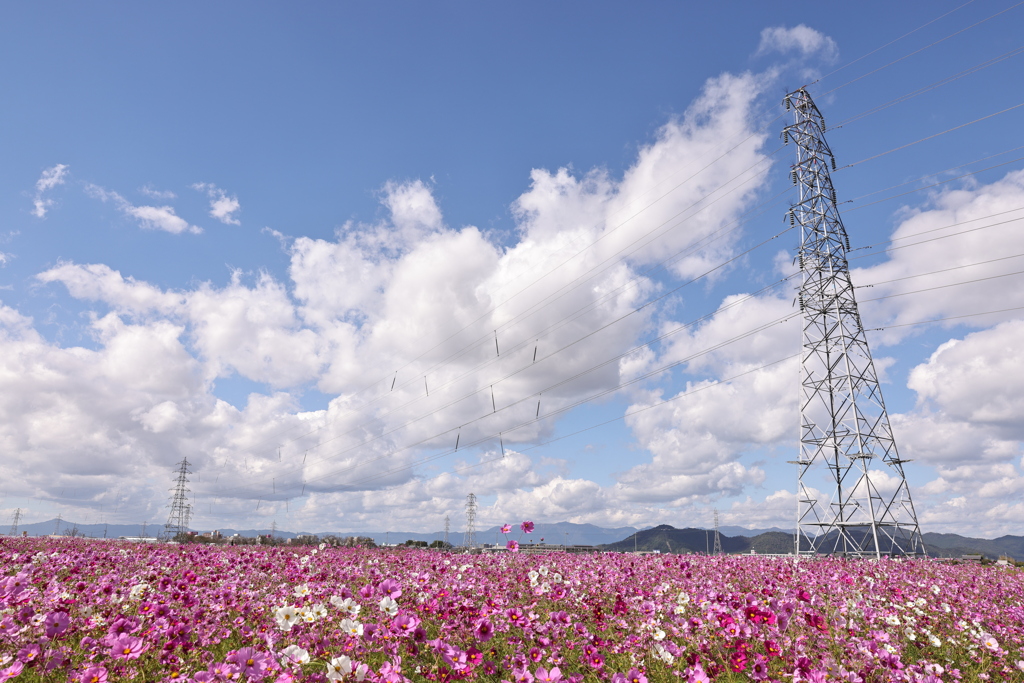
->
<box><xmin>785</xmin><ymin>88</ymin><xmax>925</xmax><ymax>558</ymax></box>
<box><xmin>713</xmin><ymin>509</ymin><xmax>722</xmax><ymax>555</ymax></box>
<box><xmin>463</xmin><ymin>493</ymin><xmax>477</xmax><ymax>548</ymax></box>
<box><xmin>8</xmin><ymin>508</ymin><xmax>21</xmax><ymax>537</ymax></box>
<box><xmin>443</xmin><ymin>514</ymin><xmax>450</xmax><ymax>547</ymax></box>
<box><xmin>164</xmin><ymin>458</ymin><xmax>193</xmax><ymax>540</ymax></box>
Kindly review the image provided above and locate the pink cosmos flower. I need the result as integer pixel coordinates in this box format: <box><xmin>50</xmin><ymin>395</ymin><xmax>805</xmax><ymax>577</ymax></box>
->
<box><xmin>474</xmin><ymin>620</ymin><xmax>494</xmax><ymax>642</ymax></box>
<box><xmin>587</xmin><ymin>653</ymin><xmax>604</xmax><ymax>669</ymax></box>
<box><xmin>686</xmin><ymin>666</ymin><xmax>710</xmax><ymax>683</ymax></box>
<box><xmin>228</xmin><ymin>647</ymin><xmax>268</xmax><ymax>678</ymax></box>
<box><xmin>80</xmin><ymin>666</ymin><xmax>108</xmax><ymax>683</ymax></box>
<box><xmin>626</xmin><ymin>669</ymin><xmax>647</xmax><ymax>683</ymax></box>
<box><xmin>536</xmin><ymin>667</ymin><xmax>562</xmax><ymax>682</ymax></box>
<box><xmin>0</xmin><ymin>662</ymin><xmax>23</xmax><ymax>681</ymax></box>
<box><xmin>43</xmin><ymin>611</ymin><xmax>71</xmax><ymax>638</ymax></box>
<box><xmin>393</xmin><ymin>613</ymin><xmax>419</xmax><ymax>634</ymax></box>
<box><xmin>507</xmin><ymin>540</ymin><xmax>519</xmax><ymax>552</ymax></box>
<box><xmin>110</xmin><ymin>635</ymin><xmax>147</xmax><ymax>660</ymax></box>
<box><xmin>501</xmin><ymin>524</ymin><xmax>512</xmax><ymax>534</ymax></box>
<box><xmin>16</xmin><ymin>644</ymin><xmax>40</xmax><ymax>664</ymax></box>
<box><xmin>520</xmin><ymin>521</ymin><xmax>535</xmax><ymax>533</ymax></box>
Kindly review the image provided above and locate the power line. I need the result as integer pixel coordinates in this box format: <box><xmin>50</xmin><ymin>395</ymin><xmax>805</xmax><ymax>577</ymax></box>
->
<box><xmin>856</xmin><ymin>251</ymin><xmax>1024</xmax><ymax>287</ymax></box>
<box><xmin>869</xmin><ymin>305</ymin><xmax>1024</xmax><ymax>330</ymax></box>
<box><xmin>837</xmin><ymin>102</ymin><xmax>1024</xmax><ymax>170</ymax></box>
<box><xmin>210</xmin><ymin>309</ymin><xmax>801</xmax><ymax>499</ymax></box>
<box><xmin>299</xmin><ymin>353</ymin><xmax>804</xmax><ymax>496</ymax></box>
<box><xmin>860</xmin><ymin>267</ymin><xmax>1024</xmax><ymax>302</ymax></box>
<box><xmin>830</xmin><ymin>45</ymin><xmax>1024</xmax><ymax>130</ymax></box>
<box><xmin>810</xmin><ymin>0</ymin><xmax>979</xmax><ymax>87</ymax></box>
<box><xmin>843</xmin><ymin>146</ymin><xmax>1024</xmax><ymax>209</ymax></box>
<box><xmin>849</xmin><ymin>209</ymin><xmax>1024</xmax><ymax>260</ymax></box>
<box><xmin>819</xmin><ymin>0</ymin><xmax>1023</xmax><ymax>96</ymax></box>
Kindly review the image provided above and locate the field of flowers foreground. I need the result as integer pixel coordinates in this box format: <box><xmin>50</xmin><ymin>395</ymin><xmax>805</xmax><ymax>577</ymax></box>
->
<box><xmin>1</xmin><ymin>536</ymin><xmax>1023</xmax><ymax>683</ymax></box>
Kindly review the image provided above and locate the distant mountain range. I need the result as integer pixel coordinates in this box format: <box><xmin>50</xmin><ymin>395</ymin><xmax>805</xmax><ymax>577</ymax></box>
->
<box><xmin>602</xmin><ymin>524</ymin><xmax>1024</xmax><ymax>559</ymax></box>
<box><xmin>6</xmin><ymin>519</ymin><xmax>1020</xmax><ymax>559</ymax></box>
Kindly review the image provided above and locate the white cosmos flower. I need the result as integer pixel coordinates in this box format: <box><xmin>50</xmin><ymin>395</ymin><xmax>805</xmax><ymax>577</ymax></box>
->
<box><xmin>327</xmin><ymin>655</ymin><xmax>353</xmax><ymax>681</ymax></box>
<box><xmin>280</xmin><ymin>645</ymin><xmax>310</xmax><ymax>667</ymax></box>
<box><xmin>354</xmin><ymin>663</ymin><xmax>369</xmax><ymax>682</ymax></box>
<box><xmin>340</xmin><ymin>618</ymin><xmax>364</xmax><ymax>637</ymax></box>
<box><xmin>274</xmin><ymin>605</ymin><xmax>299</xmax><ymax>631</ymax></box>
<box><xmin>311</xmin><ymin>603</ymin><xmax>328</xmax><ymax>618</ymax></box>
<box><xmin>293</xmin><ymin>584</ymin><xmax>311</xmax><ymax>597</ymax></box>
<box><xmin>378</xmin><ymin>596</ymin><xmax>398</xmax><ymax>617</ymax></box>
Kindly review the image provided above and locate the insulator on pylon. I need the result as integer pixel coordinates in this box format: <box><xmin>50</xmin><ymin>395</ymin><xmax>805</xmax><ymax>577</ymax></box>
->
<box><xmin>798</xmin><ymin>293</ymin><xmax>805</xmax><ymax>311</ymax></box>
<box><xmin>845</xmin><ymin>235</ymin><xmax>851</xmax><ymax>251</ymax></box>
<box><xmin>783</xmin><ymin>130</ymin><xmax>789</xmax><ymax>144</ymax></box>
<box><xmin>798</xmin><ymin>254</ymin><xmax>804</xmax><ymax>269</ymax></box>
<box><xmin>831</xmin><ymin>156</ymin><xmax>837</xmax><ymax>171</ymax></box>
<box><xmin>790</xmin><ymin>211</ymin><xmax>795</xmax><ymax>226</ymax></box>
<box><xmin>791</xmin><ymin>171</ymin><xmax>798</xmax><ymax>185</ymax></box>
<box><xmin>784</xmin><ymin>95</ymin><xmax>791</xmax><ymax>110</ymax></box>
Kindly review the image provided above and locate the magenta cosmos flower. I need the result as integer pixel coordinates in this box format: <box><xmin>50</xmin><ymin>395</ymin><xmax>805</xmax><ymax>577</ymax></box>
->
<box><xmin>228</xmin><ymin>647</ymin><xmax>268</xmax><ymax>678</ymax></box>
<box><xmin>79</xmin><ymin>666</ymin><xmax>108</xmax><ymax>683</ymax></box>
<box><xmin>501</xmin><ymin>524</ymin><xmax>512</xmax><ymax>534</ymax></box>
<box><xmin>520</xmin><ymin>520</ymin><xmax>534</xmax><ymax>533</ymax></box>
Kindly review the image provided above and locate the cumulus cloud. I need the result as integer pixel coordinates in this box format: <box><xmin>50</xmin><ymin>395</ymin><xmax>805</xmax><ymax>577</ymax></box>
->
<box><xmin>10</xmin><ymin>66</ymin><xmax>795</xmax><ymax>532</ymax></box>
<box><xmin>86</xmin><ymin>183</ymin><xmax>202</xmax><ymax>235</ymax></box>
<box><xmin>31</xmin><ymin>164</ymin><xmax>69</xmax><ymax>218</ymax></box>
<box><xmin>193</xmin><ymin>182</ymin><xmax>241</xmax><ymax>225</ymax></box>
<box><xmin>854</xmin><ymin>170</ymin><xmax>1024</xmax><ymax>339</ymax></box>
<box><xmin>757</xmin><ymin>25</ymin><xmax>838</xmax><ymax>61</ymax></box>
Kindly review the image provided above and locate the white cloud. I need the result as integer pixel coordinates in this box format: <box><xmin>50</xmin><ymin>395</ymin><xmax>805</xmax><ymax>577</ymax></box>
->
<box><xmin>13</xmin><ymin>67</ymin><xmax>790</xmax><ymax>532</ymax></box>
<box><xmin>757</xmin><ymin>25</ymin><xmax>838</xmax><ymax>61</ymax></box>
<box><xmin>30</xmin><ymin>164</ymin><xmax>69</xmax><ymax>218</ymax></box>
<box><xmin>140</xmin><ymin>185</ymin><xmax>177</xmax><ymax>200</ymax></box>
<box><xmin>86</xmin><ymin>183</ymin><xmax>201</xmax><ymax>235</ymax></box>
<box><xmin>192</xmin><ymin>182</ymin><xmax>241</xmax><ymax>225</ymax></box>
<box><xmin>853</xmin><ymin>170</ymin><xmax>1024</xmax><ymax>341</ymax></box>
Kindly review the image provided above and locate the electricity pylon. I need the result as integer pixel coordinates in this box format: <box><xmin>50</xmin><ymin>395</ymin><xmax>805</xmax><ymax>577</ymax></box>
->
<box><xmin>784</xmin><ymin>88</ymin><xmax>925</xmax><ymax>558</ymax></box>
<box><xmin>463</xmin><ymin>493</ymin><xmax>477</xmax><ymax>548</ymax></box>
<box><xmin>443</xmin><ymin>515</ymin><xmax>450</xmax><ymax>547</ymax></box>
<box><xmin>713</xmin><ymin>509</ymin><xmax>722</xmax><ymax>555</ymax></box>
<box><xmin>8</xmin><ymin>508</ymin><xmax>22</xmax><ymax>536</ymax></box>
<box><xmin>164</xmin><ymin>458</ymin><xmax>193</xmax><ymax>540</ymax></box>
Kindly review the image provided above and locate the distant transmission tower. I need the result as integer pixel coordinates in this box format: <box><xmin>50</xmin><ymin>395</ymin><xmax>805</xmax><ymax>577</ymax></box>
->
<box><xmin>785</xmin><ymin>88</ymin><xmax>925</xmax><ymax>558</ymax></box>
<box><xmin>164</xmin><ymin>458</ymin><xmax>193</xmax><ymax>540</ymax></box>
<box><xmin>8</xmin><ymin>508</ymin><xmax>22</xmax><ymax>536</ymax></box>
<box><xmin>713</xmin><ymin>509</ymin><xmax>722</xmax><ymax>555</ymax></box>
<box><xmin>443</xmin><ymin>515</ymin><xmax>450</xmax><ymax>547</ymax></box>
<box><xmin>463</xmin><ymin>494</ymin><xmax>477</xmax><ymax>548</ymax></box>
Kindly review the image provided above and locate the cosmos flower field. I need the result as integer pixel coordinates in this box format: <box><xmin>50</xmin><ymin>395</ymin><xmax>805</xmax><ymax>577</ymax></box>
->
<box><xmin>1</xmin><ymin>537</ymin><xmax>1022</xmax><ymax>682</ymax></box>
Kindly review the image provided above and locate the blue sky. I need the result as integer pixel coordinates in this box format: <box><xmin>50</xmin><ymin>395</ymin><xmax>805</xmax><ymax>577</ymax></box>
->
<box><xmin>2</xmin><ymin>2</ymin><xmax>1024</xmax><ymax>537</ymax></box>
